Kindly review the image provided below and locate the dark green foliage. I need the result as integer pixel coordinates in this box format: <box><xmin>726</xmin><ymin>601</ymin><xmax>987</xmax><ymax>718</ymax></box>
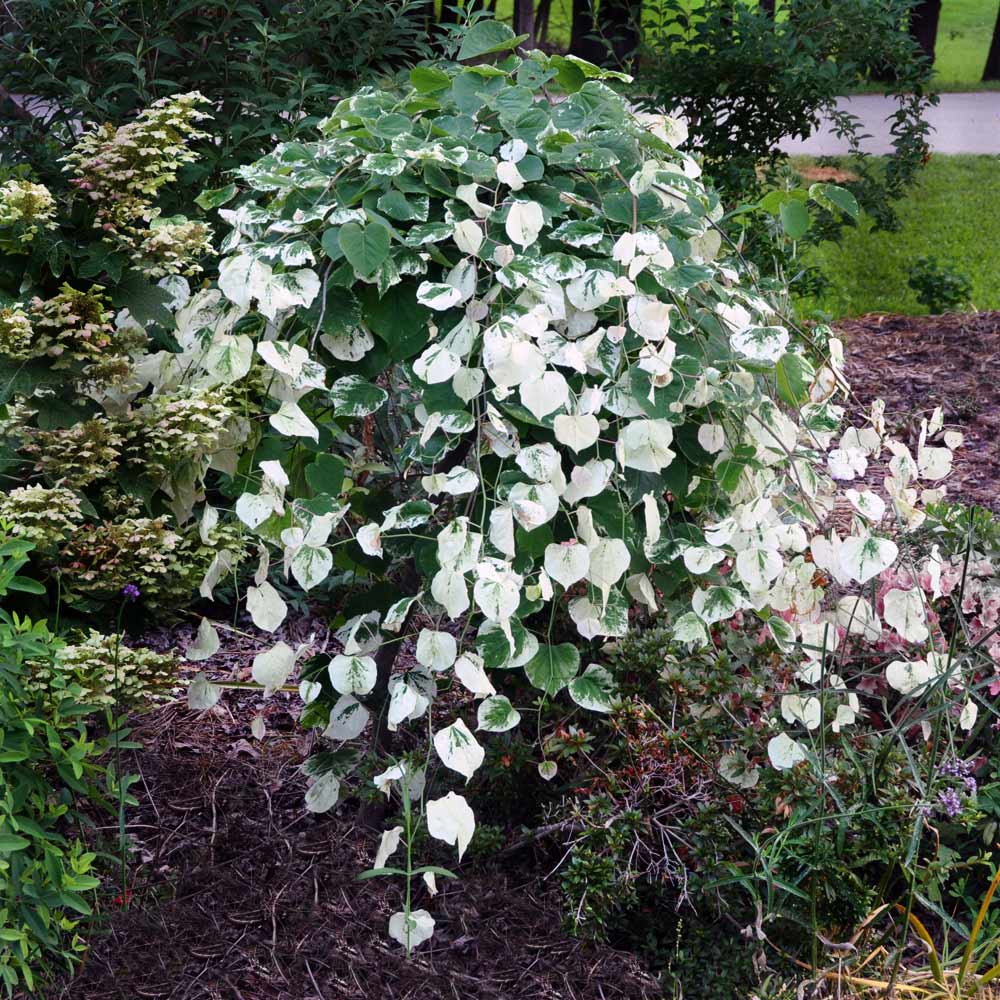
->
<box><xmin>0</xmin><ymin>534</ymin><xmax>122</xmax><ymax>994</ymax></box>
<box><xmin>0</xmin><ymin>0</ymin><xmax>431</xmax><ymax>198</ymax></box>
<box><xmin>907</xmin><ymin>254</ymin><xmax>974</xmax><ymax>313</ymax></box>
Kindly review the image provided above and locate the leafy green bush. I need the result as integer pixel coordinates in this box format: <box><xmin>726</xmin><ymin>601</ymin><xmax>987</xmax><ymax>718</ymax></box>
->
<box><xmin>639</xmin><ymin>0</ymin><xmax>935</xmax><ymax>225</ymax></box>
<box><xmin>0</xmin><ymin>533</ymin><xmax>118</xmax><ymax>995</ymax></box>
<box><xmin>907</xmin><ymin>254</ymin><xmax>974</xmax><ymax>313</ymax></box>
<box><xmin>0</xmin><ymin>0</ymin><xmax>431</xmax><ymax>196</ymax></box>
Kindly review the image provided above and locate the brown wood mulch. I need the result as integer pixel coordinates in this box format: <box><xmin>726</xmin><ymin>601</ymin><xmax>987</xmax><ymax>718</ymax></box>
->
<box><xmin>47</xmin><ymin>311</ymin><xmax>1000</xmax><ymax>1000</ymax></box>
<box><xmin>838</xmin><ymin>310</ymin><xmax>1000</xmax><ymax>512</ymax></box>
<box><xmin>48</xmin><ymin>615</ymin><xmax>660</xmax><ymax>1000</ymax></box>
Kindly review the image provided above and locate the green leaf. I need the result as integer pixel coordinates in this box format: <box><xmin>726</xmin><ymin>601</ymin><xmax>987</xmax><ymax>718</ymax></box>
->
<box><xmin>360</xmin><ymin>282</ymin><xmax>430</xmax><ymax>360</ymax></box>
<box><xmin>0</xmin><ymin>834</ymin><xmax>31</xmax><ymax>852</ymax></box>
<box><xmin>778</xmin><ymin>200</ymin><xmax>810</xmax><ymax>240</ymax></box>
<box><xmin>775</xmin><ymin>352</ymin><xmax>815</xmax><ymax>406</ymax></box>
<box><xmin>411</xmin><ymin>66</ymin><xmax>452</xmax><ymax>93</ymax></box>
<box><xmin>112</xmin><ymin>271</ymin><xmax>174</xmax><ymax>326</ymax></box>
<box><xmin>809</xmin><ymin>182</ymin><xmax>859</xmax><ymax>219</ymax></box>
<box><xmin>568</xmin><ymin>664</ymin><xmax>616</xmax><ymax>713</ymax></box>
<box><xmin>477</xmin><ymin>695</ymin><xmax>521</xmax><ymax>732</ymax></box>
<box><xmin>305</xmin><ymin>454</ymin><xmax>345</xmax><ymax>497</ymax></box>
<box><xmin>458</xmin><ymin>20</ymin><xmax>526</xmax><ymax>60</ymax></box>
<box><xmin>338</xmin><ymin>223</ymin><xmax>390</xmax><ymax>278</ymax></box>
<box><xmin>195</xmin><ymin>183</ymin><xmax>238</xmax><ymax>210</ymax></box>
<box><xmin>524</xmin><ymin>643</ymin><xmax>580</xmax><ymax>695</ymax></box>
<box><xmin>329</xmin><ymin>375</ymin><xmax>388</xmax><ymax>417</ymax></box>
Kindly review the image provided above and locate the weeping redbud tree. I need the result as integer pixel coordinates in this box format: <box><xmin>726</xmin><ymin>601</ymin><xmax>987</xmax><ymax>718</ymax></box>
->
<box><xmin>180</xmin><ymin>20</ymin><xmax>964</xmax><ymax>949</ymax></box>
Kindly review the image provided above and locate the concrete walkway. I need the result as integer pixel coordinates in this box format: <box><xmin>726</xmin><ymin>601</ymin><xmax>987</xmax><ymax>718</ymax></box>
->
<box><xmin>779</xmin><ymin>91</ymin><xmax>1000</xmax><ymax>156</ymax></box>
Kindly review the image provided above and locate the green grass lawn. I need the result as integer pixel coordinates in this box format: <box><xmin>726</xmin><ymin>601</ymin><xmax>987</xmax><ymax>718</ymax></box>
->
<box><xmin>933</xmin><ymin>0</ymin><xmax>999</xmax><ymax>89</ymax></box>
<box><xmin>795</xmin><ymin>155</ymin><xmax>1000</xmax><ymax>318</ymax></box>
<box><xmin>491</xmin><ymin>0</ymin><xmax>1000</xmax><ymax>90</ymax></box>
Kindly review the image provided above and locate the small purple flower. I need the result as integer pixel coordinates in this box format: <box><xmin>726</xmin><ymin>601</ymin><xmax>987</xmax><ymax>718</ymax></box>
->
<box><xmin>938</xmin><ymin>788</ymin><xmax>962</xmax><ymax>819</ymax></box>
<box><xmin>964</xmin><ymin>776</ymin><xmax>978</xmax><ymax>795</ymax></box>
<box><xmin>122</xmin><ymin>583</ymin><xmax>141</xmax><ymax>602</ymax></box>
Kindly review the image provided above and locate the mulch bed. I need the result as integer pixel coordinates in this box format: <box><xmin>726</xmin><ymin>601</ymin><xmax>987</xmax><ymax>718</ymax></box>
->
<box><xmin>838</xmin><ymin>310</ymin><xmax>1000</xmax><ymax>511</ymax></box>
<box><xmin>50</xmin><ymin>617</ymin><xmax>661</xmax><ymax>1000</ymax></box>
<box><xmin>48</xmin><ymin>310</ymin><xmax>1000</xmax><ymax>1000</ymax></box>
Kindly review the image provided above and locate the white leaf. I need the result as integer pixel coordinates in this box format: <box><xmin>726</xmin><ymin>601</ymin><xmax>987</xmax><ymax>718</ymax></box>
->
<box><xmin>586</xmin><ymin>538</ymin><xmax>630</xmax><ymax>597</ymax></box>
<box><xmin>505</xmin><ymin>201</ymin><xmax>544</xmax><ymax>248</ymax></box>
<box><xmin>186</xmin><ymin>618</ymin><xmax>220</xmax><ymax>661</ymax></box>
<box><xmin>388</xmin><ymin>909</ymin><xmax>435</xmax><ymax>949</ymax></box>
<box><xmin>883</xmin><ymin>588</ymin><xmax>929</xmax><ymax>643</ymax></box>
<box><xmin>473</xmin><ymin>563</ymin><xmax>521</xmax><ymax>621</ymax></box>
<box><xmin>960</xmin><ymin>699</ymin><xmax>978</xmax><ymax>731</ymax></box>
<box><xmin>426</xmin><ymin>792</ymin><xmax>476</xmax><ymax>860</ymax></box>
<box><xmin>553</xmin><ymin>414</ymin><xmax>600</xmax><ymax>452</ymax></box>
<box><xmin>672</xmin><ymin>611</ymin><xmax>709</xmax><ymax>646</ymax></box>
<box><xmin>453</xmin><ymin>219</ymin><xmax>484</xmax><ymax>256</ymax></box>
<box><xmin>780</xmin><ymin>694</ymin><xmax>822</xmax><ymax>730</ymax></box>
<box><xmin>454</xmin><ymin>652</ymin><xmax>495</xmax><ymax>697</ymax></box>
<box><xmin>538</xmin><ymin>760</ymin><xmax>558</xmax><ymax>781</ymax></box>
<box><xmin>416</xmin><ymin>629</ymin><xmax>458</xmax><ymax>672</ymax></box>
<box><xmin>544</xmin><ymin>542</ymin><xmax>590</xmax><ymax>589</ymax></box>
<box><xmin>304</xmin><ymin>773</ymin><xmax>341</xmax><ymax>813</ymax></box>
<box><xmin>270</xmin><ymin>401</ymin><xmax>319</xmax><ymax>441</ymax></box>
<box><xmin>417</xmin><ymin>280</ymin><xmax>464</xmax><ymax>310</ymax></box>
<box><xmin>257</xmin><ymin>340</ymin><xmax>308</xmax><ymax>378</ymax></box>
<box><xmin>885</xmin><ymin>658</ymin><xmax>935</xmax><ymax>696</ymax></box>
<box><xmin>251</xmin><ymin>714</ymin><xmax>266</xmax><ymax>739</ymax></box>
<box><xmin>199</xmin><ymin>549</ymin><xmax>233</xmax><ymax>600</ymax></box>
<box><xmin>731</xmin><ymin>325</ymin><xmax>789</xmax><ymax>363</ymax></box>
<box><xmin>290</xmin><ymin>544</ymin><xmax>333</xmax><ymax>590</ymax></box>
<box><xmin>697</xmin><ymin>424</ymin><xmax>725</xmax><ymax>454</ymax></box>
<box><xmin>414</xmin><ymin>344</ymin><xmax>461</xmax><ymax>384</ymax></box>
<box><xmin>477</xmin><ymin>694</ymin><xmax>521</xmax><ymax>732</ymax></box>
<box><xmin>618</xmin><ymin>419</ymin><xmax>675</xmax><ymax>472</ymax></box>
<box><xmin>327</xmin><ymin>654</ymin><xmax>378</xmax><ymax>696</ymax></box>
<box><xmin>627</xmin><ymin>293</ymin><xmax>672</xmax><ymax>341</ymax></box>
<box><xmin>218</xmin><ymin>254</ymin><xmax>272</xmax><ymax>310</ymax></box>
<box><xmin>357</xmin><ymin>523</ymin><xmax>383</xmax><ymax>557</ymax></box>
<box><xmin>247</xmin><ymin>581</ymin><xmax>287</xmax><ymax>633</ymax></box>
<box><xmin>432</xmin><ymin>568</ymin><xmax>470</xmax><ymax>618</ymax></box>
<box><xmin>520</xmin><ymin>372</ymin><xmax>569</xmax><ymax>420</ymax></box>
<box><xmin>324</xmin><ymin>694</ymin><xmax>370</xmax><ymax>740</ymax></box>
<box><xmin>251</xmin><ymin>641</ymin><xmax>295</xmax><ymax>690</ymax></box>
<box><xmin>433</xmin><ymin>719</ymin><xmax>484</xmax><ymax>779</ymax></box>
<box><xmin>453</xmin><ymin>366</ymin><xmax>485</xmax><ymax>403</ymax></box>
<box><xmin>839</xmin><ymin>534</ymin><xmax>898</xmax><ymax>584</ymax></box>
<box><xmin>373</xmin><ymin>826</ymin><xmax>404</xmax><ymax>869</ymax></box>
<box><xmin>767</xmin><ymin>733</ymin><xmax>807</xmax><ymax>770</ymax></box>
<box><xmin>188</xmin><ymin>672</ymin><xmax>222</xmax><ymax>710</ymax></box>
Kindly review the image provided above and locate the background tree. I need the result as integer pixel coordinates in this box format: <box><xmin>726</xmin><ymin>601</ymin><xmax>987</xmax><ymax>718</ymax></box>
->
<box><xmin>984</xmin><ymin>4</ymin><xmax>1000</xmax><ymax>80</ymax></box>
<box><xmin>908</xmin><ymin>0</ymin><xmax>942</xmax><ymax>64</ymax></box>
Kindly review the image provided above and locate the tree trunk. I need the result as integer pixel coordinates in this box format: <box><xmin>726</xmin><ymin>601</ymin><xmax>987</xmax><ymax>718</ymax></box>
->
<box><xmin>537</xmin><ymin>0</ymin><xmax>553</xmax><ymax>43</ymax></box>
<box><xmin>984</xmin><ymin>4</ymin><xmax>1000</xmax><ymax>80</ymax></box>
<box><xmin>513</xmin><ymin>0</ymin><xmax>536</xmax><ymax>47</ymax></box>
<box><xmin>908</xmin><ymin>0</ymin><xmax>942</xmax><ymax>65</ymax></box>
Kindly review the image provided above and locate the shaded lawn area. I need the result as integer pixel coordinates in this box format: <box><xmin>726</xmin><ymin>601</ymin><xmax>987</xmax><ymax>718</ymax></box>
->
<box><xmin>795</xmin><ymin>154</ymin><xmax>1000</xmax><ymax>318</ymax></box>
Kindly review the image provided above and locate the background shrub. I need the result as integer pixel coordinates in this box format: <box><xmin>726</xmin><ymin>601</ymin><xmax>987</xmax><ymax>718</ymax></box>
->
<box><xmin>0</xmin><ymin>0</ymin><xmax>431</xmax><ymax>198</ymax></box>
